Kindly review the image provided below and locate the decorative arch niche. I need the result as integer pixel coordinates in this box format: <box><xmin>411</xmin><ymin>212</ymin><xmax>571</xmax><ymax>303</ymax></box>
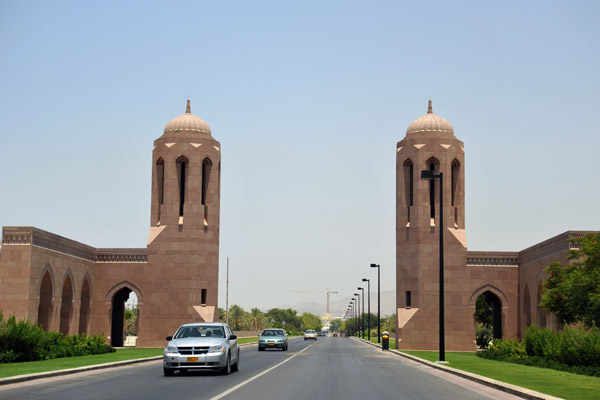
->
<box><xmin>59</xmin><ymin>269</ymin><xmax>75</xmax><ymax>335</ymax></box>
<box><xmin>37</xmin><ymin>265</ymin><xmax>54</xmax><ymax>331</ymax></box>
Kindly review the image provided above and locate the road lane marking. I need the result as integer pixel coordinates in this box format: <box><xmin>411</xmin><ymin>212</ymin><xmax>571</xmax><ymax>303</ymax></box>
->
<box><xmin>208</xmin><ymin>343</ymin><xmax>315</xmax><ymax>400</ymax></box>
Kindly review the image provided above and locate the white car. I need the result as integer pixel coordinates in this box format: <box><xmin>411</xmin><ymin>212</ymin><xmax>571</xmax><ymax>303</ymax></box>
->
<box><xmin>304</xmin><ymin>329</ymin><xmax>318</xmax><ymax>340</ymax></box>
<box><xmin>163</xmin><ymin>322</ymin><xmax>239</xmax><ymax>376</ymax></box>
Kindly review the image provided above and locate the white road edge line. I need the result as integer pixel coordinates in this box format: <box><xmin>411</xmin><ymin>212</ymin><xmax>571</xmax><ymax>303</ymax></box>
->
<box><xmin>208</xmin><ymin>343</ymin><xmax>316</xmax><ymax>400</ymax></box>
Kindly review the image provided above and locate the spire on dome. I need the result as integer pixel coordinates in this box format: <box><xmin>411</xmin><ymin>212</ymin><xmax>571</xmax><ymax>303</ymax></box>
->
<box><xmin>186</xmin><ymin>99</ymin><xmax>191</xmax><ymax>114</ymax></box>
<box><xmin>428</xmin><ymin>99</ymin><xmax>433</xmax><ymax>114</ymax></box>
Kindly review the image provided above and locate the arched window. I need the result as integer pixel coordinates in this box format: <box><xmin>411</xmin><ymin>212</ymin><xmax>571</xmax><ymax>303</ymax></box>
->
<box><xmin>202</xmin><ymin>158</ymin><xmax>212</xmax><ymax>206</ymax></box>
<box><xmin>451</xmin><ymin>159</ymin><xmax>460</xmax><ymax>207</ymax></box>
<box><xmin>156</xmin><ymin>158</ymin><xmax>164</xmax><ymax>223</ymax></box>
<box><xmin>403</xmin><ymin>159</ymin><xmax>414</xmax><ymax>223</ymax></box>
<box><xmin>426</xmin><ymin>158</ymin><xmax>440</xmax><ymax>219</ymax></box>
<box><xmin>176</xmin><ymin>156</ymin><xmax>189</xmax><ymax>217</ymax></box>
<box><xmin>156</xmin><ymin>158</ymin><xmax>165</xmax><ymax>205</ymax></box>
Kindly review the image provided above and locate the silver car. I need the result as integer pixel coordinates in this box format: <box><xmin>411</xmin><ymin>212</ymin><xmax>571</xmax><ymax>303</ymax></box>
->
<box><xmin>163</xmin><ymin>322</ymin><xmax>239</xmax><ymax>376</ymax></box>
<box><xmin>258</xmin><ymin>329</ymin><xmax>288</xmax><ymax>351</ymax></box>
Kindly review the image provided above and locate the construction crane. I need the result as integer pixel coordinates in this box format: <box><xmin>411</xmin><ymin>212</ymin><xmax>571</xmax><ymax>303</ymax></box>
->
<box><xmin>288</xmin><ymin>288</ymin><xmax>339</xmax><ymax>316</ymax></box>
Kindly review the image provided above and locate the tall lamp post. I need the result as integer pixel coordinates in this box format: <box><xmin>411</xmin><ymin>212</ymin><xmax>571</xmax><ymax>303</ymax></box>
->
<box><xmin>350</xmin><ymin>297</ymin><xmax>356</xmax><ymax>336</ymax></box>
<box><xmin>354</xmin><ymin>293</ymin><xmax>360</xmax><ymax>337</ymax></box>
<box><xmin>421</xmin><ymin>169</ymin><xmax>445</xmax><ymax>363</ymax></box>
<box><xmin>370</xmin><ymin>264</ymin><xmax>381</xmax><ymax>343</ymax></box>
<box><xmin>357</xmin><ymin>287</ymin><xmax>365</xmax><ymax>339</ymax></box>
<box><xmin>362</xmin><ymin>278</ymin><xmax>370</xmax><ymax>341</ymax></box>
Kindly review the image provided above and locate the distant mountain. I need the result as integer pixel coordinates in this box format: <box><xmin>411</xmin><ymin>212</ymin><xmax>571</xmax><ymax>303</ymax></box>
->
<box><xmin>287</xmin><ymin>290</ymin><xmax>396</xmax><ymax>318</ymax></box>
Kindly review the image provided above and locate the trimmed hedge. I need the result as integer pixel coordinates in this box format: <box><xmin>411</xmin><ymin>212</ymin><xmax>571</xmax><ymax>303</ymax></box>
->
<box><xmin>477</xmin><ymin>325</ymin><xmax>600</xmax><ymax>377</ymax></box>
<box><xmin>0</xmin><ymin>311</ymin><xmax>114</xmax><ymax>363</ymax></box>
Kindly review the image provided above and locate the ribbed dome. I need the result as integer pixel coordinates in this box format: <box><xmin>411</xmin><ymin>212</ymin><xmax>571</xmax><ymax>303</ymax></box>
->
<box><xmin>164</xmin><ymin>100</ymin><xmax>211</xmax><ymax>136</ymax></box>
<box><xmin>406</xmin><ymin>100</ymin><xmax>454</xmax><ymax>135</ymax></box>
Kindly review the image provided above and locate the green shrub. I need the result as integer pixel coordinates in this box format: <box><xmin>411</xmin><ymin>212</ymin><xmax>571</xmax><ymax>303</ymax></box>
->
<box><xmin>477</xmin><ymin>338</ymin><xmax>527</xmax><ymax>361</ymax></box>
<box><xmin>476</xmin><ymin>326</ymin><xmax>493</xmax><ymax>348</ymax></box>
<box><xmin>0</xmin><ymin>311</ymin><xmax>114</xmax><ymax>363</ymax></box>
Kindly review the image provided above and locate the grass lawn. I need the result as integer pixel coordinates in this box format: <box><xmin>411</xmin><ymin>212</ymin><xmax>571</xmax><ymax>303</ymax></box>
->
<box><xmin>401</xmin><ymin>350</ymin><xmax>600</xmax><ymax>400</ymax></box>
<box><xmin>367</xmin><ymin>336</ymin><xmax>397</xmax><ymax>349</ymax></box>
<box><xmin>0</xmin><ymin>348</ymin><xmax>163</xmax><ymax>378</ymax></box>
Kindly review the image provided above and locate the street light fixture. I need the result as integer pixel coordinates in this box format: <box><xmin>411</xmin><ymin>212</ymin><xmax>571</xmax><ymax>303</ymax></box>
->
<box><xmin>362</xmin><ymin>278</ymin><xmax>370</xmax><ymax>341</ymax></box>
<box><xmin>357</xmin><ymin>287</ymin><xmax>365</xmax><ymax>339</ymax></box>
<box><xmin>421</xmin><ymin>169</ymin><xmax>445</xmax><ymax>363</ymax></box>
<box><xmin>370</xmin><ymin>263</ymin><xmax>381</xmax><ymax>343</ymax></box>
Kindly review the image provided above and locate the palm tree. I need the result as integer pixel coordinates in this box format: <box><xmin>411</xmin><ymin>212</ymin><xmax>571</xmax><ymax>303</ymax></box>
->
<box><xmin>228</xmin><ymin>305</ymin><xmax>248</xmax><ymax>331</ymax></box>
<box><xmin>249</xmin><ymin>308</ymin><xmax>267</xmax><ymax>330</ymax></box>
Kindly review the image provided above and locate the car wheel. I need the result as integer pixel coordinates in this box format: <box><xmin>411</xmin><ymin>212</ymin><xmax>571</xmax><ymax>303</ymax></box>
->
<box><xmin>232</xmin><ymin>349</ymin><xmax>239</xmax><ymax>372</ymax></box>
<box><xmin>283</xmin><ymin>344</ymin><xmax>288</xmax><ymax>351</ymax></box>
<box><xmin>163</xmin><ymin>367</ymin><xmax>174</xmax><ymax>377</ymax></box>
<box><xmin>258</xmin><ymin>346</ymin><xmax>264</xmax><ymax>351</ymax></box>
<box><xmin>221</xmin><ymin>353</ymin><xmax>231</xmax><ymax>375</ymax></box>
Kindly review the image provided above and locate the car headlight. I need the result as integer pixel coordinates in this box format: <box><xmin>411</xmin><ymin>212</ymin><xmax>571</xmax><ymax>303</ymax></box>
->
<box><xmin>165</xmin><ymin>344</ymin><xmax>178</xmax><ymax>353</ymax></box>
<box><xmin>209</xmin><ymin>345</ymin><xmax>225</xmax><ymax>353</ymax></box>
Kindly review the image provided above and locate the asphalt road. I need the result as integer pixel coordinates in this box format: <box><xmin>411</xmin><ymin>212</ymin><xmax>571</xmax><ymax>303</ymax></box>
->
<box><xmin>0</xmin><ymin>337</ymin><xmax>523</xmax><ymax>400</ymax></box>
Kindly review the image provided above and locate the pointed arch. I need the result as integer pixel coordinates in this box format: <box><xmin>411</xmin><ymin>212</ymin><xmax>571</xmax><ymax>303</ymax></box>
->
<box><xmin>451</xmin><ymin>159</ymin><xmax>460</xmax><ymax>207</ymax></box>
<box><xmin>202</xmin><ymin>157</ymin><xmax>213</xmax><ymax>206</ymax></box>
<box><xmin>469</xmin><ymin>284</ymin><xmax>509</xmax><ymax>307</ymax></box>
<box><xmin>38</xmin><ymin>264</ymin><xmax>54</xmax><ymax>331</ymax></box>
<box><xmin>59</xmin><ymin>269</ymin><xmax>75</xmax><ymax>335</ymax></box>
<box><xmin>523</xmin><ymin>282</ymin><xmax>531</xmax><ymax>329</ymax></box>
<box><xmin>176</xmin><ymin>156</ymin><xmax>189</xmax><ymax>217</ymax></box>
<box><xmin>79</xmin><ymin>273</ymin><xmax>92</xmax><ymax>334</ymax></box>
<box><xmin>536</xmin><ymin>280</ymin><xmax>546</xmax><ymax>327</ymax></box>
<box><xmin>106</xmin><ymin>281</ymin><xmax>143</xmax><ymax>347</ymax></box>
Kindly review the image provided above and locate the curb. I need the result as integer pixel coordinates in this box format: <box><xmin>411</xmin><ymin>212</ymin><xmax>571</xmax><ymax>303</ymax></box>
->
<box><xmin>0</xmin><ymin>356</ymin><xmax>163</xmax><ymax>386</ymax></box>
<box><xmin>353</xmin><ymin>338</ymin><xmax>563</xmax><ymax>400</ymax></box>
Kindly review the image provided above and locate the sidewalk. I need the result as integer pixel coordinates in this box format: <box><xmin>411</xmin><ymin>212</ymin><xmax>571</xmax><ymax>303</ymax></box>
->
<box><xmin>354</xmin><ymin>337</ymin><xmax>563</xmax><ymax>400</ymax></box>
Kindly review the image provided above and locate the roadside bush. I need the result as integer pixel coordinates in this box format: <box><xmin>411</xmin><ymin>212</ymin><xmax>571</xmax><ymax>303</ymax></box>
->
<box><xmin>0</xmin><ymin>311</ymin><xmax>114</xmax><ymax>363</ymax></box>
<box><xmin>477</xmin><ymin>324</ymin><xmax>600</xmax><ymax>377</ymax></box>
<box><xmin>476</xmin><ymin>326</ymin><xmax>492</xmax><ymax>348</ymax></box>
<box><xmin>477</xmin><ymin>338</ymin><xmax>526</xmax><ymax>361</ymax></box>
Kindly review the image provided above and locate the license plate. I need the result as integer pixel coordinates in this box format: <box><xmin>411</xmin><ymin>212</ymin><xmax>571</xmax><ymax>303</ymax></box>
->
<box><xmin>187</xmin><ymin>357</ymin><xmax>199</xmax><ymax>362</ymax></box>
<box><xmin>268</xmin><ymin>343</ymin><xmax>274</xmax><ymax>346</ymax></box>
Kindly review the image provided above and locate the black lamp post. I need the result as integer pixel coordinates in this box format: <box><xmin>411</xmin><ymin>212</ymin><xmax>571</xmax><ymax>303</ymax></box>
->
<box><xmin>357</xmin><ymin>286</ymin><xmax>365</xmax><ymax>339</ymax></box>
<box><xmin>370</xmin><ymin>263</ymin><xmax>380</xmax><ymax>343</ymax></box>
<box><xmin>354</xmin><ymin>293</ymin><xmax>360</xmax><ymax>337</ymax></box>
<box><xmin>351</xmin><ymin>299</ymin><xmax>356</xmax><ymax>336</ymax></box>
<box><xmin>362</xmin><ymin>278</ymin><xmax>370</xmax><ymax>341</ymax></box>
<box><xmin>421</xmin><ymin>169</ymin><xmax>445</xmax><ymax>362</ymax></box>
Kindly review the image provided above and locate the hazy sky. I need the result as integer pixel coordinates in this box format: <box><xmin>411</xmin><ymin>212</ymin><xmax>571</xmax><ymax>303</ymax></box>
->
<box><xmin>1</xmin><ymin>1</ymin><xmax>598</xmax><ymax>315</ymax></box>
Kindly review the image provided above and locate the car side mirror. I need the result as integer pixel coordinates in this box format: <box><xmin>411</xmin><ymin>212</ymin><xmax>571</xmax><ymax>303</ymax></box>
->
<box><xmin>229</xmin><ymin>334</ymin><xmax>237</xmax><ymax>340</ymax></box>
<box><xmin>165</xmin><ymin>336</ymin><xmax>173</xmax><ymax>341</ymax></box>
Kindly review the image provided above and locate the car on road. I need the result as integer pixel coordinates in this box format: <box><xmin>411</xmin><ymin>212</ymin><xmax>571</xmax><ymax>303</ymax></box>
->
<box><xmin>304</xmin><ymin>329</ymin><xmax>317</xmax><ymax>340</ymax></box>
<box><xmin>258</xmin><ymin>329</ymin><xmax>288</xmax><ymax>351</ymax></box>
<box><xmin>163</xmin><ymin>322</ymin><xmax>239</xmax><ymax>376</ymax></box>
<box><xmin>319</xmin><ymin>331</ymin><xmax>328</xmax><ymax>337</ymax></box>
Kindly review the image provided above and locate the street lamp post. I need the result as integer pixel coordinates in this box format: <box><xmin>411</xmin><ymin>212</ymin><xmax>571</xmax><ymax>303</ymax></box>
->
<box><xmin>370</xmin><ymin>264</ymin><xmax>381</xmax><ymax>343</ymax></box>
<box><xmin>357</xmin><ymin>287</ymin><xmax>365</xmax><ymax>339</ymax></box>
<box><xmin>354</xmin><ymin>293</ymin><xmax>360</xmax><ymax>337</ymax></box>
<box><xmin>362</xmin><ymin>278</ymin><xmax>370</xmax><ymax>341</ymax></box>
<box><xmin>421</xmin><ymin>169</ymin><xmax>445</xmax><ymax>363</ymax></box>
<box><xmin>350</xmin><ymin>297</ymin><xmax>356</xmax><ymax>336</ymax></box>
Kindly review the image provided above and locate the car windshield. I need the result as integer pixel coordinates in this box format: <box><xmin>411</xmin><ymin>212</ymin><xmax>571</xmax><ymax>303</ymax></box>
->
<box><xmin>174</xmin><ymin>325</ymin><xmax>225</xmax><ymax>339</ymax></box>
<box><xmin>306</xmin><ymin>330</ymin><xmax>315</xmax><ymax>333</ymax></box>
<box><xmin>261</xmin><ymin>330</ymin><xmax>284</xmax><ymax>336</ymax></box>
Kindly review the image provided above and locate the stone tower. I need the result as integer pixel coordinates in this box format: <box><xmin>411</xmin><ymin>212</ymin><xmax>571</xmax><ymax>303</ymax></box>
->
<box><xmin>396</xmin><ymin>100</ymin><xmax>471</xmax><ymax>350</ymax></box>
<box><xmin>142</xmin><ymin>100</ymin><xmax>221</xmax><ymax>345</ymax></box>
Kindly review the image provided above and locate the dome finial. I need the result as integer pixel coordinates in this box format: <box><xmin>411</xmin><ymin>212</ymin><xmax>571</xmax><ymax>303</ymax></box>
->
<box><xmin>428</xmin><ymin>99</ymin><xmax>433</xmax><ymax>114</ymax></box>
<box><xmin>186</xmin><ymin>99</ymin><xmax>191</xmax><ymax>114</ymax></box>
